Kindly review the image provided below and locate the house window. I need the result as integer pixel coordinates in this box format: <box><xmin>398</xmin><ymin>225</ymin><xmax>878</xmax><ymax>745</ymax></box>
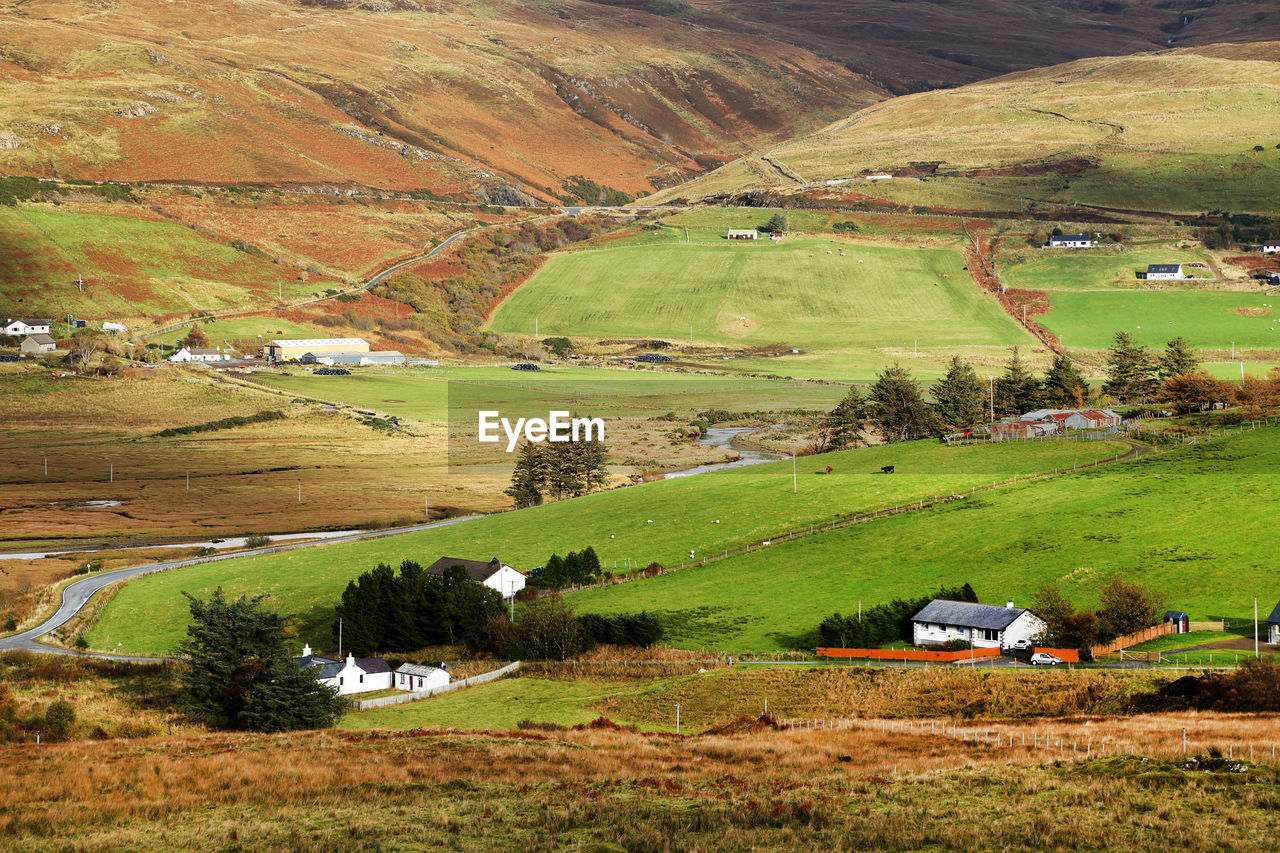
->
<box><xmin>980</xmin><ymin>629</ymin><xmax>998</xmax><ymax>642</ymax></box>
<box><xmin>359</xmin><ymin>674</ymin><xmax>364</xmax><ymax>683</ymax></box>
<box><xmin>339</xmin><ymin>676</ymin><xmax>344</xmax><ymax>686</ymax></box>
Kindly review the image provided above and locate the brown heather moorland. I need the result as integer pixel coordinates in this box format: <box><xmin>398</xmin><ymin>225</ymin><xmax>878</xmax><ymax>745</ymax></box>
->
<box><xmin>4</xmin><ymin>711</ymin><xmax>1280</xmax><ymax>851</ymax></box>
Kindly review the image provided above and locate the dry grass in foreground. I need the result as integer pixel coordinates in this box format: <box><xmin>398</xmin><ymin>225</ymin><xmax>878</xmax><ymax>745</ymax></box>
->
<box><xmin>4</xmin><ymin>716</ymin><xmax>1280</xmax><ymax>851</ymax></box>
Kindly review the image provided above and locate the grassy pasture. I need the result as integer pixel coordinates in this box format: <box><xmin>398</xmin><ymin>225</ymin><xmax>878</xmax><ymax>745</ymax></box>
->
<box><xmin>85</xmin><ymin>437</ymin><xmax>1114</xmax><ymax>655</ymax></box>
<box><xmin>487</xmin><ymin>235</ymin><xmax>1034</xmax><ymax>379</ymax></box>
<box><xmin>567</xmin><ymin>427</ymin><xmax>1280</xmax><ymax>651</ymax></box>
<box><xmin>1042</xmin><ymin>290</ymin><xmax>1280</xmax><ymax>350</ymax></box>
<box><xmin>1002</xmin><ymin>247</ymin><xmax>1217</xmax><ymax>292</ymax></box>
<box><xmin>0</xmin><ymin>205</ymin><xmax>328</xmax><ymax>321</ymax></box>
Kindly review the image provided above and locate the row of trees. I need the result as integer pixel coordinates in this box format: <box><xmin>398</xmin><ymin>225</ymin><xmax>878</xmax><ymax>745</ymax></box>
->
<box><xmin>535</xmin><ymin>547</ymin><xmax>603</xmax><ymax>589</ymax></box>
<box><xmin>815</xmin><ymin>331</ymin><xmax>1260</xmax><ymax>447</ymax></box>
<box><xmin>815</xmin><ymin>350</ymin><xmax>1088</xmax><ymax>447</ymax></box>
<box><xmin>1031</xmin><ymin>574</ymin><xmax>1162</xmax><ymax>650</ymax></box>
<box><xmin>492</xmin><ymin>595</ymin><xmax>662</xmax><ymax>660</ymax></box>
<box><xmin>333</xmin><ymin>561</ymin><xmax>505</xmax><ymax>656</ymax></box>
<box><xmin>817</xmin><ymin>583</ymin><xmax>979</xmax><ymax>649</ymax></box>
<box><xmin>505</xmin><ymin>439</ymin><xmax>609</xmax><ymax>508</ymax></box>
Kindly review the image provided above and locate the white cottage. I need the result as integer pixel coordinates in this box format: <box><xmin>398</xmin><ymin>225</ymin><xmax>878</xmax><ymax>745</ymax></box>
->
<box><xmin>726</xmin><ymin>229</ymin><xmax>759</xmax><ymax>240</ymax></box>
<box><xmin>170</xmin><ymin>347</ymin><xmax>233</xmax><ymax>363</ymax></box>
<box><xmin>294</xmin><ymin>645</ymin><xmax>393</xmax><ymax>695</ymax></box>
<box><xmin>911</xmin><ymin>599</ymin><xmax>1045</xmax><ymax>650</ymax></box>
<box><xmin>394</xmin><ymin>662</ymin><xmax>450</xmax><ymax>693</ymax></box>
<box><xmin>4</xmin><ymin>318</ymin><xmax>52</xmax><ymax>336</ymax></box>
<box><xmin>1048</xmin><ymin>234</ymin><xmax>1093</xmax><ymax>248</ymax></box>
<box><xmin>425</xmin><ymin>556</ymin><xmax>526</xmax><ymax>598</ymax></box>
<box><xmin>1262</xmin><ymin>242</ymin><xmax>1280</xmax><ymax>254</ymax></box>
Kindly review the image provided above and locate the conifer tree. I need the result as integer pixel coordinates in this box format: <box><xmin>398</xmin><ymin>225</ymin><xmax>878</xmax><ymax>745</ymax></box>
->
<box><xmin>994</xmin><ymin>347</ymin><xmax>1042</xmax><ymax>416</ymax></box>
<box><xmin>1042</xmin><ymin>354</ymin><xmax>1089</xmax><ymax>408</ymax></box>
<box><xmin>1157</xmin><ymin>336</ymin><xmax>1199</xmax><ymax>380</ymax></box>
<box><xmin>867</xmin><ymin>363</ymin><xmax>936</xmax><ymax>442</ymax></box>
<box><xmin>931</xmin><ymin>356</ymin><xmax>986</xmax><ymax>431</ymax></box>
<box><xmin>1102</xmin><ymin>331</ymin><xmax>1157</xmax><ymax>403</ymax></box>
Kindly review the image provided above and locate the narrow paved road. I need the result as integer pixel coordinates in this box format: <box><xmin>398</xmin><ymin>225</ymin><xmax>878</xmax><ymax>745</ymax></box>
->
<box><xmin>0</xmin><ymin>516</ymin><xmax>480</xmax><ymax>658</ymax></box>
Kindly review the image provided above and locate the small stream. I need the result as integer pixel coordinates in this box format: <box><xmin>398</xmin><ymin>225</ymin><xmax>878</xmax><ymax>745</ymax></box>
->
<box><xmin>664</xmin><ymin>427</ymin><xmax>785</xmax><ymax>479</ymax></box>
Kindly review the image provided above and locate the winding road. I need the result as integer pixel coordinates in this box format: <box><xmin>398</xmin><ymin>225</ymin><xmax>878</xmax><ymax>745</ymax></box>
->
<box><xmin>0</xmin><ymin>516</ymin><xmax>480</xmax><ymax>658</ymax></box>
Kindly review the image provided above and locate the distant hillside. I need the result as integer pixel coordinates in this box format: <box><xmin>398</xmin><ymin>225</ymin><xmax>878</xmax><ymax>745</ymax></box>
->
<box><xmin>0</xmin><ymin>0</ymin><xmax>881</xmax><ymax>202</ymax></box>
<box><xmin>659</xmin><ymin>0</ymin><xmax>1280</xmax><ymax>95</ymax></box>
<box><xmin>653</xmin><ymin>42</ymin><xmax>1280</xmax><ymax>213</ymax></box>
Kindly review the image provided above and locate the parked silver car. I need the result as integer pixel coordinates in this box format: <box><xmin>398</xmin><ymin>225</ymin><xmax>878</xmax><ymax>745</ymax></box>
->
<box><xmin>1030</xmin><ymin>652</ymin><xmax>1063</xmax><ymax>666</ymax></box>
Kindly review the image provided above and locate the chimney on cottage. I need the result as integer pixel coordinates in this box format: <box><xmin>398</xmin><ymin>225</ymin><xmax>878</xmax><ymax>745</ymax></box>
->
<box><xmin>302</xmin><ymin>643</ymin><xmax>312</xmax><ymax>657</ymax></box>
<box><xmin>347</xmin><ymin>653</ymin><xmax>356</xmax><ymax>665</ymax></box>
<box><xmin>1006</xmin><ymin>600</ymin><xmax>1015</xmax><ymax>609</ymax></box>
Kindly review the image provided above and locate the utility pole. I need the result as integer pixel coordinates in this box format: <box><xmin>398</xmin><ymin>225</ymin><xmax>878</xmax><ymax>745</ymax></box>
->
<box><xmin>110</xmin><ymin>463</ymin><xmax>113</xmax><ymax>482</ymax></box>
<box><xmin>425</xmin><ymin>495</ymin><xmax>430</xmax><ymax>521</ymax></box>
<box><xmin>186</xmin><ymin>471</ymin><xmax>190</xmax><ymax>491</ymax></box>
<box><xmin>675</xmin><ymin>703</ymin><xmax>681</xmax><ymax>735</ymax></box>
<box><xmin>792</xmin><ymin>446</ymin><xmax>797</xmax><ymax>494</ymax></box>
<box><xmin>297</xmin><ymin>480</ymin><xmax>301</xmax><ymax>503</ymax></box>
<box><xmin>338</xmin><ymin>618</ymin><xmax>343</xmax><ymax>661</ymax></box>
<box><xmin>1255</xmin><ymin>597</ymin><xmax>1259</xmax><ymax>658</ymax></box>
<box><xmin>989</xmin><ymin>376</ymin><xmax>995</xmax><ymax>421</ymax></box>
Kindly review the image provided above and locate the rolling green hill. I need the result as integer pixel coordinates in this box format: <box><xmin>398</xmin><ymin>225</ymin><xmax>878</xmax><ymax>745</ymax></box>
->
<box><xmin>84</xmin><ymin>437</ymin><xmax>1114</xmax><ymax>654</ymax></box>
<box><xmin>569</xmin><ymin>426</ymin><xmax>1280</xmax><ymax>651</ymax></box>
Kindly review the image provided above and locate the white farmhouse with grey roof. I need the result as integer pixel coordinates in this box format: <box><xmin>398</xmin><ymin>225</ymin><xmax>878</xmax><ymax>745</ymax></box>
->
<box><xmin>1144</xmin><ymin>263</ymin><xmax>1184</xmax><ymax>280</ymax></box>
<box><xmin>294</xmin><ymin>644</ymin><xmax>392</xmax><ymax>695</ymax></box>
<box><xmin>395</xmin><ymin>662</ymin><xmax>450</xmax><ymax>693</ymax></box>
<box><xmin>1048</xmin><ymin>234</ymin><xmax>1093</xmax><ymax>248</ymax></box>
<box><xmin>911</xmin><ymin>599</ymin><xmax>1045</xmax><ymax>650</ymax></box>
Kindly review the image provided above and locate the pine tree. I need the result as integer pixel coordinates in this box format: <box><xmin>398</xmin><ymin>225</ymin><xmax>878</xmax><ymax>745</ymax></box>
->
<box><xmin>867</xmin><ymin>363</ymin><xmax>936</xmax><ymax>442</ymax></box>
<box><xmin>543</xmin><ymin>553</ymin><xmax>567</xmax><ymax>589</ymax></box>
<box><xmin>1042</xmin><ymin>354</ymin><xmax>1089</xmax><ymax>408</ymax></box>
<box><xmin>931</xmin><ymin>356</ymin><xmax>986</xmax><ymax>431</ymax></box>
<box><xmin>994</xmin><ymin>347</ymin><xmax>1042</xmax><ymax>416</ymax></box>
<box><xmin>504</xmin><ymin>443</ymin><xmax>546</xmax><ymax>508</ymax></box>
<box><xmin>819</xmin><ymin>385</ymin><xmax>870</xmax><ymax>450</ymax></box>
<box><xmin>180</xmin><ymin>588</ymin><xmax>344</xmax><ymax>732</ymax></box>
<box><xmin>1102</xmin><ymin>331</ymin><xmax>1157</xmax><ymax>404</ymax></box>
<box><xmin>1157</xmin><ymin>336</ymin><xmax>1199</xmax><ymax>380</ymax></box>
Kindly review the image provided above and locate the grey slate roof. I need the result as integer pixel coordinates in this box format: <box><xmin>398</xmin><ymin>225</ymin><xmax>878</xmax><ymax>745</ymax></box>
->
<box><xmin>1147</xmin><ymin>264</ymin><xmax>1181</xmax><ymax>274</ymax></box>
<box><xmin>295</xmin><ymin>653</ymin><xmax>341</xmax><ymax>679</ymax></box>
<box><xmin>426</xmin><ymin>556</ymin><xmax>505</xmax><ymax>583</ymax></box>
<box><xmin>1266</xmin><ymin>601</ymin><xmax>1280</xmax><ymax>625</ymax></box>
<box><xmin>396</xmin><ymin>663</ymin><xmax>445</xmax><ymax>678</ymax></box>
<box><xmin>912</xmin><ymin>599</ymin><xmax>1026</xmax><ymax>631</ymax></box>
<box><xmin>1050</xmin><ymin>234</ymin><xmax>1090</xmax><ymax>242</ymax></box>
<box><xmin>356</xmin><ymin>657</ymin><xmax>391</xmax><ymax>674</ymax></box>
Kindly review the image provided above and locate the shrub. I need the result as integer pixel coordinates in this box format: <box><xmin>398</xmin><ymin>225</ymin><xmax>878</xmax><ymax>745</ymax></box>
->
<box><xmin>243</xmin><ymin>534</ymin><xmax>271</xmax><ymax>549</ymax></box>
<box><xmin>939</xmin><ymin>639</ymin><xmax>973</xmax><ymax>651</ymax></box>
<box><xmin>44</xmin><ymin>700</ymin><xmax>76</xmax><ymax>741</ymax></box>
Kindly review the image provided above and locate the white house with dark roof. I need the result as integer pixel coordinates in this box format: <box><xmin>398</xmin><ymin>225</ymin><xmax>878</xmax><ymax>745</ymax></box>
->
<box><xmin>726</xmin><ymin>229</ymin><xmax>758</xmax><ymax>240</ymax></box>
<box><xmin>1144</xmin><ymin>263</ymin><xmax>1184</xmax><ymax>280</ymax></box>
<box><xmin>1048</xmin><ymin>234</ymin><xmax>1093</xmax><ymax>248</ymax></box>
<box><xmin>20</xmin><ymin>333</ymin><xmax>56</xmax><ymax>355</ymax></box>
<box><xmin>1267</xmin><ymin>602</ymin><xmax>1280</xmax><ymax>645</ymax></box>
<box><xmin>169</xmin><ymin>346</ymin><xmax>234</xmax><ymax>363</ymax></box>
<box><xmin>394</xmin><ymin>662</ymin><xmax>450</xmax><ymax>693</ymax></box>
<box><xmin>1262</xmin><ymin>242</ymin><xmax>1280</xmax><ymax>254</ymax></box>
<box><xmin>426</xmin><ymin>556</ymin><xmax>526</xmax><ymax>598</ymax></box>
<box><xmin>911</xmin><ymin>599</ymin><xmax>1045</xmax><ymax>650</ymax></box>
<box><xmin>4</xmin><ymin>318</ymin><xmax>51</xmax><ymax>336</ymax></box>
<box><xmin>294</xmin><ymin>644</ymin><xmax>392</xmax><ymax>695</ymax></box>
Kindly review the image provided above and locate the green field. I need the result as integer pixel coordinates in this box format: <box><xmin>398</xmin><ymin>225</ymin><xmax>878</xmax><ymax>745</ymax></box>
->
<box><xmin>1042</xmin><ymin>291</ymin><xmax>1280</xmax><ymax>350</ymax></box>
<box><xmin>151</xmin><ymin>316</ymin><xmax>338</xmax><ymax>350</ymax></box>
<box><xmin>255</xmin><ymin>365</ymin><xmax>847</xmax><ymax>424</ymax></box>
<box><xmin>85</xmin><ymin>437</ymin><xmax>1116</xmax><ymax>654</ymax></box>
<box><xmin>565</xmin><ymin>427</ymin><xmax>1280</xmax><ymax>651</ymax></box>
<box><xmin>1002</xmin><ymin>248</ymin><xmax>1216</xmax><ymax>292</ymax></box>
<box><xmin>486</xmin><ymin>236</ymin><xmax>1034</xmax><ymax>379</ymax></box>
<box><xmin>0</xmin><ymin>205</ymin><xmax>326</xmax><ymax>320</ymax></box>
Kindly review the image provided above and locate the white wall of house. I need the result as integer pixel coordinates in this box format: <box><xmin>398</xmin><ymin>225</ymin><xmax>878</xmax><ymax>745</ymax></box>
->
<box><xmin>1262</xmin><ymin>244</ymin><xmax>1280</xmax><ymax>254</ymax></box>
<box><xmin>1271</xmin><ymin>623</ymin><xmax>1280</xmax><ymax>645</ymax></box>
<box><xmin>323</xmin><ymin>654</ymin><xmax>392</xmax><ymax>695</ymax></box>
<box><xmin>169</xmin><ymin>348</ymin><xmax>193</xmax><ymax>363</ymax></box>
<box><xmin>395</xmin><ymin>668</ymin><xmax>450</xmax><ymax>692</ymax></box>
<box><xmin>484</xmin><ymin>566</ymin><xmax>527</xmax><ymax>598</ymax></box>
<box><xmin>1049</xmin><ymin>238</ymin><xmax>1092</xmax><ymax>248</ymax></box>
<box><xmin>5</xmin><ymin>320</ymin><xmax>50</xmax><ymax>336</ymax></box>
<box><xmin>1146</xmin><ymin>267</ymin><xmax>1183</xmax><ymax>280</ymax></box>
<box><xmin>913</xmin><ymin>610</ymin><xmax>1046</xmax><ymax>650</ymax></box>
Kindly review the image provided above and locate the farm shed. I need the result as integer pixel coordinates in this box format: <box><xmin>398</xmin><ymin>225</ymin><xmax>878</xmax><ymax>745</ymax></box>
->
<box><xmin>4</xmin><ymin>318</ymin><xmax>51</xmax><ymax>336</ymax></box>
<box><xmin>395</xmin><ymin>663</ymin><xmax>450</xmax><ymax>692</ymax></box>
<box><xmin>1023</xmin><ymin>409</ymin><xmax>1122</xmax><ymax>430</ymax></box>
<box><xmin>1163</xmin><ymin>611</ymin><xmax>1189</xmax><ymax>634</ymax></box>
<box><xmin>990</xmin><ymin>420</ymin><xmax>1057</xmax><ymax>441</ymax></box>
<box><xmin>300</xmin><ymin>350</ymin><xmax>404</xmax><ymax>366</ymax></box>
<box><xmin>265</xmin><ymin>338</ymin><xmax>369</xmax><ymax>360</ymax></box>
<box><xmin>911</xmin><ymin>599</ymin><xmax>1046</xmax><ymax>650</ymax></box>
<box><xmin>294</xmin><ymin>645</ymin><xmax>393</xmax><ymax>695</ymax></box>
<box><xmin>726</xmin><ymin>230</ymin><xmax>758</xmax><ymax>240</ymax></box>
<box><xmin>425</xmin><ymin>556</ymin><xmax>526</xmax><ymax>599</ymax></box>
<box><xmin>20</xmin><ymin>333</ymin><xmax>56</xmax><ymax>355</ymax></box>
<box><xmin>1144</xmin><ymin>264</ymin><xmax>1184</xmax><ymax>280</ymax></box>
<box><xmin>636</xmin><ymin>353</ymin><xmax>672</xmax><ymax>363</ymax></box>
<box><xmin>1048</xmin><ymin>234</ymin><xmax>1093</xmax><ymax>248</ymax></box>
